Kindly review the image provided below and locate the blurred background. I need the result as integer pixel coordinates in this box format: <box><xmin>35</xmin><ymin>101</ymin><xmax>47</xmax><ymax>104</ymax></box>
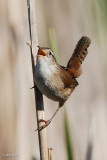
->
<box><xmin>0</xmin><ymin>0</ymin><xmax>107</xmax><ymax>160</ymax></box>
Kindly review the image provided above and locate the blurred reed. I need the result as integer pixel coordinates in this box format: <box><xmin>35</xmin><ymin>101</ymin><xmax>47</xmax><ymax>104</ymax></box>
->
<box><xmin>64</xmin><ymin>108</ymin><xmax>74</xmax><ymax>160</ymax></box>
<box><xmin>49</xmin><ymin>28</ymin><xmax>60</xmax><ymax>64</ymax></box>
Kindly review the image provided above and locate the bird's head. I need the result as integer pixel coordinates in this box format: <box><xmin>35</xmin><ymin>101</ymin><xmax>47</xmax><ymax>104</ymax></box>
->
<box><xmin>37</xmin><ymin>46</ymin><xmax>57</xmax><ymax>65</ymax></box>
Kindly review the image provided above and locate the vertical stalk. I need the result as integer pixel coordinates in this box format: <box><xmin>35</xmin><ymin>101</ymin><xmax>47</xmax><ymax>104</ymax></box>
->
<box><xmin>27</xmin><ymin>0</ymin><xmax>48</xmax><ymax>159</ymax></box>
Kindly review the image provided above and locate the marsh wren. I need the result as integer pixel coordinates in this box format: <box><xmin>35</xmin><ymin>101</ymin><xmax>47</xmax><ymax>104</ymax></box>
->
<box><xmin>34</xmin><ymin>36</ymin><xmax>91</xmax><ymax>131</ymax></box>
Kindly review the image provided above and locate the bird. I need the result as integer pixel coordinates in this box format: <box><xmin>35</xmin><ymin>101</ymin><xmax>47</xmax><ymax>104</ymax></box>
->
<box><xmin>34</xmin><ymin>36</ymin><xmax>91</xmax><ymax>131</ymax></box>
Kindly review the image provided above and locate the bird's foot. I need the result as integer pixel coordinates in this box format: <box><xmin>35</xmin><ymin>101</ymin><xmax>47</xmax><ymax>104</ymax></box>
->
<box><xmin>35</xmin><ymin>119</ymin><xmax>51</xmax><ymax>131</ymax></box>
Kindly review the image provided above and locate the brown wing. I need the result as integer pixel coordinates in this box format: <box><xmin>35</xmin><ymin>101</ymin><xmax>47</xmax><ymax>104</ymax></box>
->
<box><xmin>60</xmin><ymin>66</ymin><xmax>78</xmax><ymax>89</ymax></box>
<box><xmin>67</xmin><ymin>36</ymin><xmax>91</xmax><ymax>78</ymax></box>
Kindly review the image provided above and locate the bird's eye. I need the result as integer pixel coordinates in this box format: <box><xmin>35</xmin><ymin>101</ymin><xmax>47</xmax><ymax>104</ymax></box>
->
<box><xmin>49</xmin><ymin>52</ymin><xmax>52</xmax><ymax>55</ymax></box>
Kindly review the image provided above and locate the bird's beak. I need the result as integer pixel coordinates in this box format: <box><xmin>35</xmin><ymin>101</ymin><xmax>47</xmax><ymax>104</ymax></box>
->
<box><xmin>37</xmin><ymin>46</ymin><xmax>46</xmax><ymax>56</ymax></box>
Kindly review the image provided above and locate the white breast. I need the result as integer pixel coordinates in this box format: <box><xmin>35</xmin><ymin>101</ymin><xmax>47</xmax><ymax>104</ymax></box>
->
<box><xmin>35</xmin><ymin>56</ymin><xmax>58</xmax><ymax>81</ymax></box>
<box><xmin>34</xmin><ymin>56</ymin><xmax>64</xmax><ymax>101</ymax></box>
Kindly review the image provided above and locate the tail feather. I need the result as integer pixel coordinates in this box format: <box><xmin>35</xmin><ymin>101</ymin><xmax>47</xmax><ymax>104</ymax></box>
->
<box><xmin>67</xmin><ymin>36</ymin><xmax>91</xmax><ymax>78</ymax></box>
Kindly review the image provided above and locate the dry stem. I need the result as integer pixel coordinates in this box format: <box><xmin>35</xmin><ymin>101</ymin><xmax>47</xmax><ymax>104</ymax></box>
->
<box><xmin>27</xmin><ymin>0</ymin><xmax>48</xmax><ymax>159</ymax></box>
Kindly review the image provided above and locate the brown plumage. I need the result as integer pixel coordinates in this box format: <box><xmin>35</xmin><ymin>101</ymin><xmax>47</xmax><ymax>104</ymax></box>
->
<box><xmin>59</xmin><ymin>66</ymin><xmax>78</xmax><ymax>89</ymax></box>
<box><xmin>34</xmin><ymin>36</ymin><xmax>91</xmax><ymax>131</ymax></box>
<box><xmin>67</xmin><ymin>36</ymin><xmax>91</xmax><ymax>78</ymax></box>
<box><xmin>59</xmin><ymin>36</ymin><xmax>91</xmax><ymax>99</ymax></box>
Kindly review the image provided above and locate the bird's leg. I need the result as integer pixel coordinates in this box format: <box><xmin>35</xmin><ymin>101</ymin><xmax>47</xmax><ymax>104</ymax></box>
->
<box><xmin>35</xmin><ymin>102</ymin><xmax>65</xmax><ymax>131</ymax></box>
<box><xmin>35</xmin><ymin>106</ymin><xmax>61</xmax><ymax>131</ymax></box>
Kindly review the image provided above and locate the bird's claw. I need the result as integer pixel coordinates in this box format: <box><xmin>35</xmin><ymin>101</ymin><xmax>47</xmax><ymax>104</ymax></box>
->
<box><xmin>35</xmin><ymin>119</ymin><xmax>51</xmax><ymax>132</ymax></box>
